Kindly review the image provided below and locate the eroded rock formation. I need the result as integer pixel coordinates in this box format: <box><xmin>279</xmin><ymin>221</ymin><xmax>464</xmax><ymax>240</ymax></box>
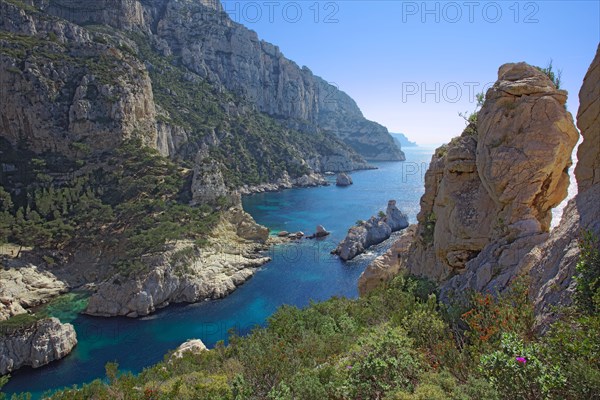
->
<box><xmin>360</xmin><ymin>60</ymin><xmax>584</xmax><ymax>303</ymax></box>
<box><xmin>334</xmin><ymin>200</ymin><xmax>408</xmax><ymax>261</ymax></box>
<box><xmin>0</xmin><ymin>317</ymin><xmax>77</xmax><ymax>375</ymax></box>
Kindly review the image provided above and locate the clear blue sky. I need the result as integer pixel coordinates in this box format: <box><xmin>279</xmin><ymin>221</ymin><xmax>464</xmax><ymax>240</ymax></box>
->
<box><xmin>221</xmin><ymin>1</ymin><xmax>600</xmax><ymax>145</ymax></box>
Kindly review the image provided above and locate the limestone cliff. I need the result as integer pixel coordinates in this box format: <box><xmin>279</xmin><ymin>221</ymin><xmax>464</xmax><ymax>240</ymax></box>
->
<box><xmin>441</xmin><ymin>63</ymin><xmax>579</xmax><ymax>295</ymax></box>
<box><xmin>0</xmin><ymin>317</ymin><xmax>77</xmax><ymax>375</ymax></box>
<box><xmin>0</xmin><ymin>0</ymin><xmax>397</xmax><ymax>329</ymax></box>
<box><xmin>17</xmin><ymin>0</ymin><xmax>404</xmax><ymax>163</ymax></box>
<box><xmin>360</xmin><ymin>61</ymin><xmax>582</xmax><ymax>302</ymax></box>
<box><xmin>0</xmin><ymin>0</ymin><xmax>379</xmax><ymax>198</ymax></box>
<box><xmin>0</xmin><ymin>0</ymin><xmax>158</xmax><ymax>156</ymax></box>
<box><xmin>85</xmin><ymin>207</ymin><xmax>271</xmax><ymax>317</ymax></box>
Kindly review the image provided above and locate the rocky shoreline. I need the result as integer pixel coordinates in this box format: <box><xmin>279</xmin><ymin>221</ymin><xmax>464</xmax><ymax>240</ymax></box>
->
<box><xmin>238</xmin><ymin>172</ymin><xmax>330</xmax><ymax>195</ymax></box>
<box><xmin>85</xmin><ymin>207</ymin><xmax>273</xmax><ymax>318</ymax></box>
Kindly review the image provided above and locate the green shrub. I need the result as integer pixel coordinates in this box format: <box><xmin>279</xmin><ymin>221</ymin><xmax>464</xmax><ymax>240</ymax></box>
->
<box><xmin>346</xmin><ymin>325</ymin><xmax>423</xmax><ymax>398</ymax></box>
<box><xmin>480</xmin><ymin>332</ymin><xmax>565</xmax><ymax>400</ymax></box>
<box><xmin>421</xmin><ymin>212</ymin><xmax>436</xmax><ymax>244</ymax></box>
<box><xmin>535</xmin><ymin>60</ymin><xmax>562</xmax><ymax>89</ymax></box>
<box><xmin>574</xmin><ymin>230</ymin><xmax>600</xmax><ymax>314</ymax></box>
<box><xmin>388</xmin><ymin>371</ymin><xmax>498</xmax><ymax>400</ymax></box>
<box><xmin>542</xmin><ymin>312</ymin><xmax>600</xmax><ymax>399</ymax></box>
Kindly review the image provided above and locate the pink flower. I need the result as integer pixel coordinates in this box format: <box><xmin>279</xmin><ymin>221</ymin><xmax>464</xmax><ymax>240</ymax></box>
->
<box><xmin>516</xmin><ymin>356</ymin><xmax>527</xmax><ymax>365</ymax></box>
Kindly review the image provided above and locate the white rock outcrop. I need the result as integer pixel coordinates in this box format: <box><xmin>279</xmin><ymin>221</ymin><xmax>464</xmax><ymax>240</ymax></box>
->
<box><xmin>170</xmin><ymin>339</ymin><xmax>207</xmax><ymax>360</ymax></box>
<box><xmin>0</xmin><ymin>317</ymin><xmax>77</xmax><ymax>375</ymax></box>
<box><xmin>0</xmin><ymin>265</ymin><xmax>68</xmax><ymax>321</ymax></box>
<box><xmin>85</xmin><ymin>207</ymin><xmax>271</xmax><ymax>317</ymax></box>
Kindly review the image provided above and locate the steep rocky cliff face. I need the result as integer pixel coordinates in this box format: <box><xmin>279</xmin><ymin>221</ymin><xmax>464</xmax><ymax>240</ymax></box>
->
<box><xmin>0</xmin><ymin>317</ymin><xmax>77</xmax><ymax>374</ymax></box>
<box><xmin>20</xmin><ymin>0</ymin><xmax>404</xmax><ymax>163</ymax></box>
<box><xmin>0</xmin><ymin>0</ymin><xmax>158</xmax><ymax>156</ymax></box>
<box><xmin>522</xmin><ymin>45</ymin><xmax>600</xmax><ymax>326</ymax></box>
<box><xmin>85</xmin><ymin>207</ymin><xmax>271</xmax><ymax>317</ymax></box>
<box><xmin>0</xmin><ymin>0</ymin><xmax>400</xmax><ymax>370</ymax></box>
<box><xmin>360</xmin><ymin>61</ymin><xmax>585</xmax><ymax>305</ymax></box>
<box><xmin>440</xmin><ymin>63</ymin><xmax>579</xmax><ymax>295</ymax></box>
<box><xmin>0</xmin><ymin>0</ymin><xmax>383</xmax><ymax>198</ymax></box>
<box><xmin>574</xmin><ymin>46</ymin><xmax>600</xmax><ymax>193</ymax></box>
<box><xmin>148</xmin><ymin>0</ymin><xmax>403</xmax><ymax>160</ymax></box>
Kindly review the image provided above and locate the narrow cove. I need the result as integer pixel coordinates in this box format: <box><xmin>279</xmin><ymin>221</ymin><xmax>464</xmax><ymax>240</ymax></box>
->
<box><xmin>3</xmin><ymin>147</ymin><xmax>434</xmax><ymax>398</ymax></box>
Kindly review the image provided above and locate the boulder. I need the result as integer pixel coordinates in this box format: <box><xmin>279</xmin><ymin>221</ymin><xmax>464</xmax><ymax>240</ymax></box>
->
<box><xmin>170</xmin><ymin>339</ymin><xmax>207</xmax><ymax>360</ymax></box>
<box><xmin>336</xmin><ymin>173</ymin><xmax>353</xmax><ymax>187</ymax></box>
<box><xmin>315</xmin><ymin>225</ymin><xmax>331</xmax><ymax>238</ymax></box>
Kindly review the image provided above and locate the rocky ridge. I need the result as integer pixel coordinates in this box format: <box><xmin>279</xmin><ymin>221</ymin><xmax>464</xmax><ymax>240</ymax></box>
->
<box><xmin>334</xmin><ymin>200</ymin><xmax>409</xmax><ymax>261</ymax></box>
<box><xmin>0</xmin><ymin>317</ymin><xmax>77</xmax><ymax>375</ymax></box>
<box><xmin>237</xmin><ymin>172</ymin><xmax>329</xmax><ymax>195</ymax></box>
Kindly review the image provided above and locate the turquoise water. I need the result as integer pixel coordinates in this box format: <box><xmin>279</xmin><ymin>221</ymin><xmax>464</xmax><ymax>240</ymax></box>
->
<box><xmin>2</xmin><ymin>147</ymin><xmax>434</xmax><ymax>398</ymax></box>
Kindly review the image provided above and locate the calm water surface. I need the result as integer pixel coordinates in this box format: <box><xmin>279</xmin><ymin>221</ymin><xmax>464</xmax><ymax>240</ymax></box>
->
<box><xmin>3</xmin><ymin>146</ymin><xmax>434</xmax><ymax>398</ymax></box>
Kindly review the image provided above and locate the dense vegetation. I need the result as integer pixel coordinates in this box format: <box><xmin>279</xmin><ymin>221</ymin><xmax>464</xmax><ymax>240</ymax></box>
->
<box><xmin>0</xmin><ymin>139</ymin><xmax>219</xmax><ymax>274</ymax></box>
<box><xmin>2</xmin><ymin>235</ymin><xmax>596</xmax><ymax>399</ymax></box>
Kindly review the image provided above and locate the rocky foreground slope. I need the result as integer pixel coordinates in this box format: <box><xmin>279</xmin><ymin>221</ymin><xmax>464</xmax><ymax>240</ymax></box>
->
<box><xmin>361</xmin><ymin>49</ymin><xmax>599</xmax><ymax>324</ymax></box>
